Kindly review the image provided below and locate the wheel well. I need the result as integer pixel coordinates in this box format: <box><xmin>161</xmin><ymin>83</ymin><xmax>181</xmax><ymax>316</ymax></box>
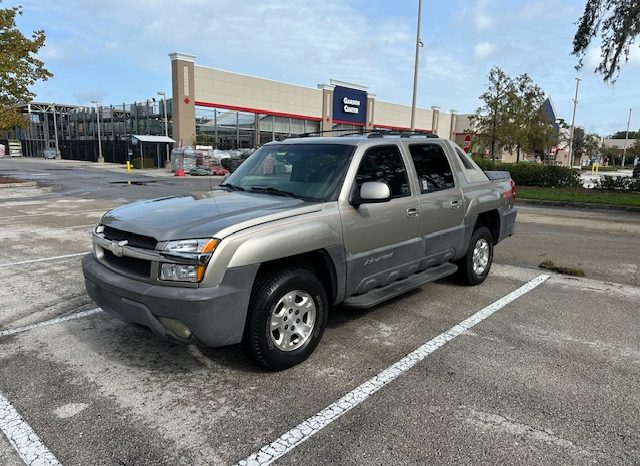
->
<box><xmin>475</xmin><ymin>210</ymin><xmax>500</xmax><ymax>244</ymax></box>
<box><xmin>255</xmin><ymin>250</ymin><xmax>337</xmax><ymax>304</ymax></box>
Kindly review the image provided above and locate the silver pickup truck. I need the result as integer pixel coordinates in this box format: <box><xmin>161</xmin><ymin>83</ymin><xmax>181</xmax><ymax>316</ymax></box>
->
<box><xmin>82</xmin><ymin>133</ymin><xmax>516</xmax><ymax>370</ymax></box>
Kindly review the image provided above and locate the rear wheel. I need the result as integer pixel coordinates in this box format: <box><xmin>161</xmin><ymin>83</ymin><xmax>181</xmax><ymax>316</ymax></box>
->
<box><xmin>456</xmin><ymin>226</ymin><xmax>494</xmax><ymax>286</ymax></box>
<box><xmin>243</xmin><ymin>267</ymin><xmax>328</xmax><ymax>371</ymax></box>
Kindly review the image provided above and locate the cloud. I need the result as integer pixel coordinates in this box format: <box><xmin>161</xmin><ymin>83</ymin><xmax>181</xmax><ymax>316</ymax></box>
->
<box><xmin>473</xmin><ymin>0</ymin><xmax>496</xmax><ymax>32</ymax></box>
<box><xmin>72</xmin><ymin>90</ymin><xmax>110</xmax><ymax>104</ymax></box>
<box><xmin>473</xmin><ymin>42</ymin><xmax>496</xmax><ymax>61</ymax></box>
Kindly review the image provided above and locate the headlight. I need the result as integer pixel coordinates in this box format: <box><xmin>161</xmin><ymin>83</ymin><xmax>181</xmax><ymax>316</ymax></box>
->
<box><xmin>95</xmin><ymin>224</ymin><xmax>105</xmax><ymax>234</ymax></box>
<box><xmin>160</xmin><ymin>238</ymin><xmax>220</xmax><ymax>282</ymax></box>
<box><xmin>164</xmin><ymin>238</ymin><xmax>219</xmax><ymax>253</ymax></box>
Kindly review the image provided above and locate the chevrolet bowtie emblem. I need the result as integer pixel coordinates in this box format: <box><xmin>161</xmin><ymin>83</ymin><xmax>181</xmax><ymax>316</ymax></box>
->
<box><xmin>109</xmin><ymin>240</ymin><xmax>128</xmax><ymax>257</ymax></box>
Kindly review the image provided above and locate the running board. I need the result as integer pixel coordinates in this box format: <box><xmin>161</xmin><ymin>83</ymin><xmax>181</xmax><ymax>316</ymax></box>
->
<box><xmin>342</xmin><ymin>262</ymin><xmax>458</xmax><ymax>309</ymax></box>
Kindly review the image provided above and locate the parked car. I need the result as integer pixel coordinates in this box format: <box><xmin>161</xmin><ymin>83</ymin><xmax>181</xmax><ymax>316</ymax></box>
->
<box><xmin>82</xmin><ymin>133</ymin><xmax>517</xmax><ymax>370</ymax></box>
<box><xmin>633</xmin><ymin>162</ymin><xmax>640</xmax><ymax>178</ymax></box>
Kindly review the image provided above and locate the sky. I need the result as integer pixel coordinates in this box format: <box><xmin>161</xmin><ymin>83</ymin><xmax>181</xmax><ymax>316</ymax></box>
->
<box><xmin>6</xmin><ymin>0</ymin><xmax>640</xmax><ymax>136</ymax></box>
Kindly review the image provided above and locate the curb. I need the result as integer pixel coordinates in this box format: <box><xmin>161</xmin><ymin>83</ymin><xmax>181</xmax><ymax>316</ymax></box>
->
<box><xmin>0</xmin><ymin>181</ymin><xmax>38</xmax><ymax>188</ymax></box>
<box><xmin>517</xmin><ymin>198</ymin><xmax>640</xmax><ymax>213</ymax></box>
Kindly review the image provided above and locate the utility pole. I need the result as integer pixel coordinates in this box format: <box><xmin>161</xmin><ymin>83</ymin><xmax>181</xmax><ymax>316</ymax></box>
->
<box><xmin>410</xmin><ymin>0</ymin><xmax>423</xmax><ymax>130</ymax></box>
<box><xmin>157</xmin><ymin>91</ymin><xmax>170</xmax><ymax>166</ymax></box>
<box><xmin>622</xmin><ymin>108</ymin><xmax>632</xmax><ymax>168</ymax></box>
<box><xmin>91</xmin><ymin>100</ymin><xmax>104</xmax><ymax>163</ymax></box>
<box><xmin>567</xmin><ymin>77</ymin><xmax>581</xmax><ymax>169</ymax></box>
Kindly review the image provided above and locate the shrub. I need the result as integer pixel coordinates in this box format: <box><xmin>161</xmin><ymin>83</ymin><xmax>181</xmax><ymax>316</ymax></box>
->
<box><xmin>594</xmin><ymin>175</ymin><xmax>640</xmax><ymax>191</ymax></box>
<box><xmin>472</xmin><ymin>157</ymin><xmax>581</xmax><ymax>188</ymax></box>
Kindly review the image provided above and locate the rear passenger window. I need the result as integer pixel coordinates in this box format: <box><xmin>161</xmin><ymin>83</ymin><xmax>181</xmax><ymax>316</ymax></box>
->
<box><xmin>409</xmin><ymin>144</ymin><xmax>455</xmax><ymax>193</ymax></box>
<box><xmin>355</xmin><ymin>145</ymin><xmax>410</xmax><ymax>198</ymax></box>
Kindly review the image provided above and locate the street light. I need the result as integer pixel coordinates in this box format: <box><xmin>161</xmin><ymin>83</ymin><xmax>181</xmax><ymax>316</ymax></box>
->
<box><xmin>91</xmin><ymin>100</ymin><xmax>104</xmax><ymax>163</ymax></box>
<box><xmin>157</xmin><ymin>91</ymin><xmax>170</xmax><ymax>166</ymax></box>
<box><xmin>50</xmin><ymin>104</ymin><xmax>60</xmax><ymax>159</ymax></box>
<box><xmin>623</xmin><ymin>108</ymin><xmax>632</xmax><ymax>168</ymax></box>
<box><xmin>410</xmin><ymin>0</ymin><xmax>423</xmax><ymax>130</ymax></box>
<box><xmin>567</xmin><ymin>77</ymin><xmax>581</xmax><ymax>169</ymax></box>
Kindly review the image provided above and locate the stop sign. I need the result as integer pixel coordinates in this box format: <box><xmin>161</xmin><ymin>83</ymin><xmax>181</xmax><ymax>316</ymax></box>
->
<box><xmin>463</xmin><ymin>134</ymin><xmax>472</xmax><ymax>153</ymax></box>
<box><xmin>550</xmin><ymin>145</ymin><xmax>558</xmax><ymax>155</ymax></box>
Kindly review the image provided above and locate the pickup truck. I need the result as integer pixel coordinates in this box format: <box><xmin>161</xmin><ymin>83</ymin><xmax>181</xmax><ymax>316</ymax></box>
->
<box><xmin>82</xmin><ymin>133</ymin><xmax>516</xmax><ymax>370</ymax></box>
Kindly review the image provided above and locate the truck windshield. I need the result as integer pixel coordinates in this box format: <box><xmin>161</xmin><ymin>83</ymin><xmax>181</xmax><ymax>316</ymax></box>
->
<box><xmin>220</xmin><ymin>143</ymin><xmax>356</xmax><ymax>202</ymax></box>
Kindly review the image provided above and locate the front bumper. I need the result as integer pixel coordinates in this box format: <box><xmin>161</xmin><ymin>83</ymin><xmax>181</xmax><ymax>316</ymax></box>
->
<box><xmin>82</xmin><ymin>254</ymin><xmax>258</xmax><ymax>347</ymax></box>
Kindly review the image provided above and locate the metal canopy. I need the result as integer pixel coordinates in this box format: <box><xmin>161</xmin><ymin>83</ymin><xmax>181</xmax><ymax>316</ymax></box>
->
<box><xmin>131</xmin><ymin>135</ymin><xmax>175</xmax><ymax>143</ymax></box>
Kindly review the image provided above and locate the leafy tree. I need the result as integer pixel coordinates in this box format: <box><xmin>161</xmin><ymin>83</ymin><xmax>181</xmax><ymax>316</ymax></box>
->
<box><xmin>0</xmin><ymin>3</ymin><xmax>52</xmax><ymax>130</ymax></box>
<box><xmin>610</xmin><ymin>129</ymin><xmax>639</xmax><ymax>139</ymax></box>
<box><xmin>472</xmin><ymin>67</ymin><xmax>516</xmax><ymax>161</ymax></box>
<box><xmin>473</xmin><ymin>68</ymin><xmax>554</xmax><ymax>162</ymax></box>
<box><xmin>573</xmin><ymin>0</ymin><xmax>640</xmax><ymax>82</ymax></box>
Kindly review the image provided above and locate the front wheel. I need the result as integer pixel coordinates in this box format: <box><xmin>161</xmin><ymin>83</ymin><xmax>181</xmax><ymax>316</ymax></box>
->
<box><xmin>456</xmin><ymin>226</ymin><xmax>494</xmax><ymax>286</ymax></box>
<box><xmin>243</xmin><ymin>268</ymin><xmax>328</xmax><ymax>371</ymax></box>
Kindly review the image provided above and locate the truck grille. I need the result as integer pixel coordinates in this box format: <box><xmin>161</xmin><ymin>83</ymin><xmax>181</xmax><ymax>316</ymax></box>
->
<box><xmin>103</xmin><ymin>226</ymin><xmax>158</xmax><ymax>250</ymax></box>
<box><xmin>103</xmin><ymin>250</ymin><xmax>152</xmax><ymax>279</ymax></box>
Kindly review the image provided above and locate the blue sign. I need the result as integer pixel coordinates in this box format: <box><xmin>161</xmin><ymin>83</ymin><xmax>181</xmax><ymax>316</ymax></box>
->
<box><xmin>333</xmin><ymin>86</ymin><xmax>367</xmax><ymax>125</ymax></box>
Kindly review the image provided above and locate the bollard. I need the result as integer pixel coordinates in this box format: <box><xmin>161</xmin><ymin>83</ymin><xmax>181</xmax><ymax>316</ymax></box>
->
<box><xmin>126</xmin><ymin>161</ymin><xmax>131</xmax><ymax>173</ymax></box>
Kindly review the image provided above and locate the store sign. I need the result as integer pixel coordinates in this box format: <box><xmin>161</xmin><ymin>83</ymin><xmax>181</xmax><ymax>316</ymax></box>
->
<box><xmin>333</xmin><ymin>86</ymin><xmax>367</xmax><ymax>124</ymax></box>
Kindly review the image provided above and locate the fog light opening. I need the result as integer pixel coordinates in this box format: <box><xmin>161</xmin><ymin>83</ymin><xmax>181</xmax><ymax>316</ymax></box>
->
<box><xmin>159</xmin><ymin>317</ymin><xmax>192</xmax><ymax>339</ymax></box>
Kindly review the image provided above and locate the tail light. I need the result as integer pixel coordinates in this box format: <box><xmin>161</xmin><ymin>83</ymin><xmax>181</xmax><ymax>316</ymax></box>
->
<box><xmin>509</xmin><ymin>178</ymin><xmax>516</xmax><ymax>201</ymax></box>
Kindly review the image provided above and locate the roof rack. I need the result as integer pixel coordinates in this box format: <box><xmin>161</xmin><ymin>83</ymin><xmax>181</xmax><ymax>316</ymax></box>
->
<box><xmin>295</xmin><ymin>129</ymin><xmax>440</xmax><ymax>139</ymax></box>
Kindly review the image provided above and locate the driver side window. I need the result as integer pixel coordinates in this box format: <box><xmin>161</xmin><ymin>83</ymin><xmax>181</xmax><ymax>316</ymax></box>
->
<box><xmin>355</xmin><ymin>145</ymin><xmax>410</xmax><ymax>198</ymax></box>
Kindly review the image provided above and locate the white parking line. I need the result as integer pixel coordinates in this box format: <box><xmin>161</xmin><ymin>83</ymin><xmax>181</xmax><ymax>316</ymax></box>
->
<box><xmin>235</xmin><ymin>274</ymin><xmax>550</xmax><ymax>466</ymax></box>
<box><xmin>0</xmin><ymin>308</ymin><xmax>103</xmax><ymax>339</ymax></box>
<box><xmin>0</xmin><ymin>253</ymin><xmax>89</xmax><ymax>268</ymax></box>
<box><xmin>0</xmin><ymin>392</ymin><xmax>62</xmax><ymax>466</ymax></box>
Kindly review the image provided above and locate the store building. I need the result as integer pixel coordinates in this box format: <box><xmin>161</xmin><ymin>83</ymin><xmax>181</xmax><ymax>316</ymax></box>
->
<box><xmin>169</xmin><ymin>52</ymin><xmax>471</xmax><ymax>149</ymax></box>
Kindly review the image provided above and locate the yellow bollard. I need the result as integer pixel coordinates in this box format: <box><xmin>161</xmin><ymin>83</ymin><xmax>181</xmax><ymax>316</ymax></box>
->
<box><xmin>126</xmin><ymin>160</ymin><xmax>131</xmax><ymax>173</ymax></box>
<box><xmin>594</xmin><ymin>163</ymin><xmax>599</xmax><ymax>174</ymax></box>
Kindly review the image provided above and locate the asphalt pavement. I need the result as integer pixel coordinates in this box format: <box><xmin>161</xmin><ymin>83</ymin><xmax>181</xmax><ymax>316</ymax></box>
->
<box><xmin>1</xmin><ymin>157</ymin><xmax>639</xmax><ymax>465</ymax></box>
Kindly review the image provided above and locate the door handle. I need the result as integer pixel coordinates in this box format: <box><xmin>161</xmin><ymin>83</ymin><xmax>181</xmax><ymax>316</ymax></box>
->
<box><xmin>450</xmin><ymin>200</ymin><xmax>461</xmax><ymax>210</ymax></box>
<box><xmin>406</xmin><ymin>208</ymin><xmax>420</xmax><ymax>218</ymax></box>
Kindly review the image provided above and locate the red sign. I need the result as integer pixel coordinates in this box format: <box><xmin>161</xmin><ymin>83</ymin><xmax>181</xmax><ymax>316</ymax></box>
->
<box><xmin>463</xmin><ymin>134</ymin><xmax>472</xmax><ymax>153</ymax></box>
<box><xmin>550</xmin><ymin>145</ymin><xmax>557</xmax><ymax>155</ymax></box>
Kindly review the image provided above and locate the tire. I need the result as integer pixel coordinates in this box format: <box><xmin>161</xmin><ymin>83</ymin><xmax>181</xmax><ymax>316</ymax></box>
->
<box><xmin>243</xmin><ymin>267</ymin><xmax>328</xmax><ymax>371</ymax></box>
<box><xmin>456</xmin><ymin>226</ymin><xmax>494</xmax><ymax>286</ymax></box>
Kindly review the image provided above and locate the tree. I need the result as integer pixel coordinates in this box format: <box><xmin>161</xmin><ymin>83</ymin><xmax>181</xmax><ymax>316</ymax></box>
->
<box><xmin>0</xmin><ymin>3</ymin><xmax>52</xmax><ymax>130</ymax></box>
<box><xmin>573</xmin><ymin>0</ymin><xmax>640</xmax><ymax>82</ymax></box>
<box><xmin>473</xmin><ymin>68</ymin><xmax>554</xmax><ymax>162</ymax></box>
<box><xmin>472</xmin><ymin>67</ymin><xmax>516</xmax><ymax>161</ymax></box>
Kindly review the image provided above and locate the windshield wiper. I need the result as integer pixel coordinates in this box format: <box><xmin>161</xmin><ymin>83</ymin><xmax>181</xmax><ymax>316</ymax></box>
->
<box><xmin>219</xmin><ymin>183</ymin><xmax>245</xmax><ymax>191</ymax></box>
<box><xmin>248</xmin><ymin>186</ymin><xmax>306</xmax><ymax>200</ymax></box>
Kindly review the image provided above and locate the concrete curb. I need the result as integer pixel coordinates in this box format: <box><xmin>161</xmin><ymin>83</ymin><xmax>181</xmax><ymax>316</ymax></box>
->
<box><xmin>517</xmin><ymin>198</ymin><xmax>640</xmax><ymax>213</ymax></box>
<box><xmin>0</xmin><ymin>181</ymin><xmax>38</xmax><ymax>188</ymax></box>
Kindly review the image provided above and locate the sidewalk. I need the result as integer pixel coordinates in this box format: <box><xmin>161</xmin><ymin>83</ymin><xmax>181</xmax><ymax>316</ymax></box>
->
<box><xmin>3</xmin><ymin>157</ymin><xmax>180</xmax><ymax>178</ymax></box>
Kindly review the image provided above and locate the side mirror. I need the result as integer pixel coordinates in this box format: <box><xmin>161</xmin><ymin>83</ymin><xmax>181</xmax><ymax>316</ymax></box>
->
<box><xmin>352</xmin><ymin>181</ymin><xmax>391</xmax><ymax>207</ymax></box>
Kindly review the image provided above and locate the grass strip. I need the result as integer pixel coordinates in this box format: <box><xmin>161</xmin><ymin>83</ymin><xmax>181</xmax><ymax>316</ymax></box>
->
<box><xmin>539</xmin><ymin>260</ymin><xmax>585</xmax><ymax>277</ymax></box>
<box><xmin>518</xmin><ymin>186</ymin><xmax>640</xmax><ymax>207</ymax></box>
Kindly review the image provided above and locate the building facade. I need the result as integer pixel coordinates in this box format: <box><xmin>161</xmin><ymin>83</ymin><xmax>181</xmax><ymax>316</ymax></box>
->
<box><xmin>169</xmin><ymin>52</ymin><xmax>471</xmax><ymax>149</ymax></box>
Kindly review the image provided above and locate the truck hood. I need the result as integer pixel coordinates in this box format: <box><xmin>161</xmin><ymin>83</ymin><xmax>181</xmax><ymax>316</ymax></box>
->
<box><xmin>100</xmin><ymin>190</ymin><xmax>322</xmax><ymax>241</ymax></box>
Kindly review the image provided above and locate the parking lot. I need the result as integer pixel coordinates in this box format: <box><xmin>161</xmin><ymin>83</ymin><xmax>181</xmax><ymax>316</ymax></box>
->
<box><xmin>1</xmin><ymin>158</ymin><xmax>639</xmax><ymax>465</ymax></box>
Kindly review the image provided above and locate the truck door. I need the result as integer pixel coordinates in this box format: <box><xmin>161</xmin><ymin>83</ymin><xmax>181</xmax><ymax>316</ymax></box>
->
<box><xmin>341</xmin><ymin>144</ymin><xmax>422</xmax><ymax>297</ymax></box>
<box><xmin>407</xmin><ymin>142</ymin><xmax>466</xmax><ymax>268</ymax></box>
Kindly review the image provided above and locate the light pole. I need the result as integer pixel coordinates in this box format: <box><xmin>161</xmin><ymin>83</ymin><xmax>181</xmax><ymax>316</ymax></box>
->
<box><xmin>567</xmin><ymin>77</ymin><xmax>581</xmax><ymax>169</ymax></box>
<box><xmin>157</xmin><ymin>91</ymin><xmax>170</xmax><ymax>165</ymax></box>
<box><xmin>410</xmin><ymin>0</ymin><xmax>423</xmax><ymax>130</ymax></box>
<box><xmin>622</xmin><ymin>108</ymin><xmax>632</xmax><ymax>168</ymax></box>
<box><xmin>91</xmin><ymin>100</ymin><xmax>104</xmax><ymax>163</ymax></box>
<box><xmin>51</xmin><ymin>104</ymin><xmax>60</xmax><ymax>159</ymax></box>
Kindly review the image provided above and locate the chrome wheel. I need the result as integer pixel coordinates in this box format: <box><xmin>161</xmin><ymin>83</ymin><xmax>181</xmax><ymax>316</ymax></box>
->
<box><xmin>472</xmin><ymin>238</ymin><xmax>490</xmax><ymax>276</ymax></box>
<box><xmin>269</xmin><ymin>290</ymin><xmax>316</xmax><ymax>352</ymax></box>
